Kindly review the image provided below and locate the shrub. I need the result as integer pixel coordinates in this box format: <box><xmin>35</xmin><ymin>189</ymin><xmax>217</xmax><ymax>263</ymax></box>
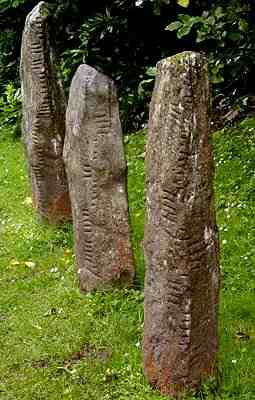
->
<box><xmin>0</xmin><ymin>82</ymin><xmax>22</xmax><ymax>138</ymax></box>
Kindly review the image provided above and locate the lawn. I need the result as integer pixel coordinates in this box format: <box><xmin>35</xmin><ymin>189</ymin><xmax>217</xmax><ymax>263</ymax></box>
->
<box><xmin>0</xmin><ymin>117</ymin><xmax>254</xmax><ymax>399</ymax></box>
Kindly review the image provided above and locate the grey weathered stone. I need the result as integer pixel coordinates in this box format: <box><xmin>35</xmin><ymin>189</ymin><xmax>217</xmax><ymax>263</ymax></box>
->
<box><xmin>143</xmin><ymin>52</ymin><xmax>220</xmax><ymax>398</ymax></box>
<box><xmin>20</xmin><ymin>1</ymin><xmax>71</xmax><ymax>222</ymax></box>
<box><xmin>64</xmin><ymin>64</ymin><xmax>134</xmax><ymax>292</ymax></box>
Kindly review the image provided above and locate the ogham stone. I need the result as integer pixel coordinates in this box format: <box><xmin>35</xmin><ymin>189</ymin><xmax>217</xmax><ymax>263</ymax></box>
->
<box><xmin>143</xmin><ymin>52</ymin><xmax>220</xmax><ymax>397</ymax></box>
<box><xmin>64</xmin><ymin>64</ymin><xmax>134</xmax><ymax>292</ymax></box>
<box><xmin>20</xmin><ymin>1</ymin><xmax>71</xmax><ymax>222</ymax></box>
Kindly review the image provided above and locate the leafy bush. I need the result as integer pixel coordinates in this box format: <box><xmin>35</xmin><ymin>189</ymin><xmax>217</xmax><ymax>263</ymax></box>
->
<box><xmin>0</xmin><ymin>82</ymin><xmax>22</xmax><ymax>138</ymax></box>
<box><xmin>166</xmin><ymin>1</ymin><xmax>255</xmax><ymax>111</ymax></box>
<box><xmin>1</xmin><ymin>0</ymin><xmax>255</xmax><ymax>132</ymax></box>
<box><xmin>59</xmin><ymin>6</ymin><xmax>153</xmax><ymax>132</ymax></box>
<box><xmin>58</xmin><ymin>0</ymin><xmax>191</xmax><ymax>132</ymax></box>
<box><xmin>0</xmin><ymin>30</ymin><xmax>19</xmax><ymax>96</ymax></box>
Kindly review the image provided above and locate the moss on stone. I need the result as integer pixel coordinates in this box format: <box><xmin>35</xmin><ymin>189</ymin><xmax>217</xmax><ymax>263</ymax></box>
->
<box><xmin>35</xmin><ymin>2</ymin><xmax>50</xmax><ymax>18</ymax></box>
<box><xmin>166</xmin><ymin>51</ymin><xmax>203</xmax><ymax>67</ymax></box>
<box><xmin>40</xmin><ymin>4</ymin><xmax>50</xmax><ymax>18</ymax></box>
<box><xmin>157</xmin><ymin>51</ymin><xmax>206</xmax><ymax>75</ymax></box>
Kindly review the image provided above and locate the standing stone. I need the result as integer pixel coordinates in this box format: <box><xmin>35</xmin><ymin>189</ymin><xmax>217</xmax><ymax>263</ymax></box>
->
<box><xmin>143</xmin><ymin>52</ymin><xmax>220</xmax><ymax>397</ymax></box>
<box><xmin>20</xmin><ymin>2</ymin><xmax>71</xmax><ymax>222</ymax></box>
<box><xmin>64</xmin><ymin>64</ymin><xmax>134</xmax><ymax>292</ymax></box>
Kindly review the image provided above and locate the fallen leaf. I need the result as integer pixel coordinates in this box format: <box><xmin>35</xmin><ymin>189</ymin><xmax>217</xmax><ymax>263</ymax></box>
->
<box><xmin>23</xmin><ymin>197</ymin><xmax>33</xmax><ymax>206</ymax></box>
<box><xmin>33</xmin><ymin>324</ymin><xmax>42</xmax><ymax>330</ymax></box>
<box><xmin>24</xmin><ymin>261</ymin><xmax>36</xmax><ymax>268</ymax></box>
<box><xmin>10</xmin><ymin>260</ymin><xmax>20</xmax><ymax>266</ymax></box>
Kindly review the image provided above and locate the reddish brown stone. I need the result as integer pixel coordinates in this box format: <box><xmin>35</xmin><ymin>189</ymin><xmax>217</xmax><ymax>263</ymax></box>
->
<box><xmin>20</xmin><ymin>2</ymin><xmax>71</xmax><ymax>223</ymax></box>
<box><xmin>64</xmin><ymin>64</ymin><xmax>134</xmax><ymax>292</ymax></box>
<box><xmin>143</xmin><ymin>52</ymin><xmax>220</xmax><ymax>398</ymax></box>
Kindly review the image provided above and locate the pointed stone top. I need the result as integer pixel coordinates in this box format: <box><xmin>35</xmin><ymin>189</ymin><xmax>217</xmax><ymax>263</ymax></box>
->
<box><xmin>26</xmin><ymin>1</ymin><xmax>50</xmax><ymax>26</ymax></box>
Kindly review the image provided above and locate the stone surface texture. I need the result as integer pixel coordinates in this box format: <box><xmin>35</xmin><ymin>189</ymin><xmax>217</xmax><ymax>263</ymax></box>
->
<box><xmin>20</xmin><ymin>1</ymin><xmax>71</xmax><ymax>222</ymax></box>
<box><xmin>143</xmin><ymin>52</ymin><xmax>220</xmax><ymax>398</ymax></box>
<box><xmin>64</xmin><ymin>64</ymin><xmax>134</xmax><ymax>292</ymax></box>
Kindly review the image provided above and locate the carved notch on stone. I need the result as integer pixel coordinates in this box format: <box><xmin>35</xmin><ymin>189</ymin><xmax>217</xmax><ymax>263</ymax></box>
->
<box><xmin>20</xmin><ymin>1</ymin><xmax>71</xmax><ymax>222</ymax></box>
<box><xmin>64</xmin><ymin>64</ymin><xmax>134</xmax><ymax>292</ymax></box>
<box><xmin>143</xmin><ymin>52</ymin><xmax>220</xmax><ymax>398</ymax></box>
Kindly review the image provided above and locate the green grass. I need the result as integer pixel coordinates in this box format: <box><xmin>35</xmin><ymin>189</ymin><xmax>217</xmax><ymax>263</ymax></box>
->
<box><xmin>213</xmin><ymin>118</ymin><xmax>255</xmax><ymax>400</ymax></box>
<box><xmin>0</xmin><ymin>117</ymin><xmax>254</xmax><ymax>399</ymax></box>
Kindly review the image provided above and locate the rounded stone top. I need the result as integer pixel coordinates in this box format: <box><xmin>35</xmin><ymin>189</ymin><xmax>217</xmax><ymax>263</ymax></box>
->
<box><xmin>77</xmin><ymin>64</ymin><xmax>113</xmax><ymax>83</ymax></box>
<box><xmin>73</xmin><ymin>64</ymin><xmax>115</xmax><ymax>98</ymax></box>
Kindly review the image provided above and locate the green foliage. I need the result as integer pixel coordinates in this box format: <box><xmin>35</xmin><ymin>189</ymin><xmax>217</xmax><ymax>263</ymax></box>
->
<box><xmin>1</xmin><ymin>0</ymin><xmax>255</xmax><ymax>131</ymax></box>
<box><xmin>0</xmin><ymin>82</ymin><xmax>22</xmax><ymax>138</ymax></box>
<box><xmin>0</xmin><ymin>30</ymin><xmax>18</xmax><ymax>94</ymax></box>
<box><xmin>0</xmin><ymin>0</ymin><xmax>27</xmax><ymax>12</ymax></box>
<box><xmin>59</xmin><ymin>4</ymin><xmax>155</xmax><ymax>132</ymax></box>
<box><xmin>177</xmin><ymin>0</ymin><xmax>189</xmax><ymax>7</ymax></box>
<box><xmin>137</xmin><ymin>67</ymin><xmax>156</xmax><ymax>98</ymax></box>
<box><xmin>166</xmin><ymin>1</ymin><xmax>255</xmax><ymax>93</ymax></box>
<box><xmin>150</xmin><ymin>0</ymin><xmax>190</xmax><ymax>15</ymax></box>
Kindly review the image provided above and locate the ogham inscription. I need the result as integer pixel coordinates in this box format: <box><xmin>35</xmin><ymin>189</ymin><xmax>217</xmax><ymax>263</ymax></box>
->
<box><xmin>143</xmin><ymin>52</ymin><xmax>220</xmax><ymax>398</ymax></box>
<box><xmin>20</xmin><ymin>1</ymin><xmax>71</xmax><ymax>222</ymax></box>
<box><xmin>64</xmin><ymin>64</ymin><xmax>134</xmax><ymax>292</ymax></box>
